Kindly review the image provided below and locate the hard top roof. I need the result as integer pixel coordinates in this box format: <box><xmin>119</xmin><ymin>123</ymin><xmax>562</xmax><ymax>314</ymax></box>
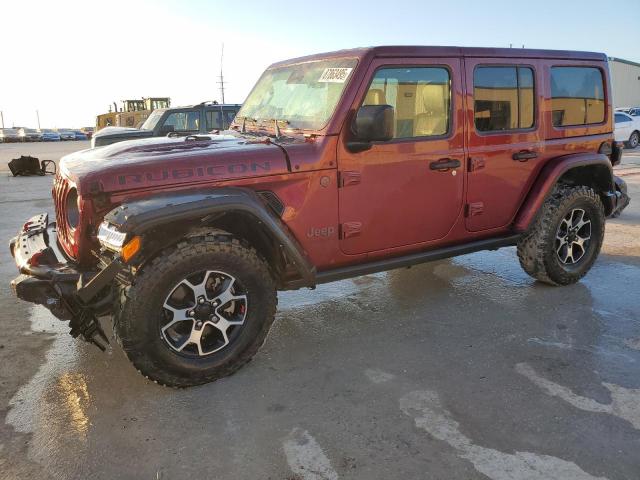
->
<box><xmin>270</xmin><ymin>46</ymin><xmax>607</xmax><ymax>67</ymax></box>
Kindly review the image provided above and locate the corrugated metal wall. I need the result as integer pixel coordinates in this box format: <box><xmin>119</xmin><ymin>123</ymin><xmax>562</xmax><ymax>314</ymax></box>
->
<box><xmin>609</xmin><ymin>58</ymin><xmax>640</xmax><ymax>108</ymax></box>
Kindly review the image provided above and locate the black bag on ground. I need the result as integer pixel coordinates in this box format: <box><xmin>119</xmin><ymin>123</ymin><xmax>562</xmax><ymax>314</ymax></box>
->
<box><xmin>8</xmin><ymin>156</ymin><xmax>56</xmax><ymax>176</ymax></box>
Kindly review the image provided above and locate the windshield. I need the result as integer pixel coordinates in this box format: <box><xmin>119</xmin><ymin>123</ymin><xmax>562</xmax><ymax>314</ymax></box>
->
<box><xmin>141</xmin><ymin>110</ymin><xmax>164</xmax><ymax>130</ymax></box>
<box><xmin>236</xmin><ymin>58</ymin><xmax>358</xmax><ymax>130</ymax></box>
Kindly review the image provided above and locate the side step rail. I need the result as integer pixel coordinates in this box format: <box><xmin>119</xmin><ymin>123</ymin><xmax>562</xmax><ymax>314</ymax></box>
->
<box><xmin>315</xmin><ymin>234</ymin><xmax>522</xmax><ymax>285</ymax></box>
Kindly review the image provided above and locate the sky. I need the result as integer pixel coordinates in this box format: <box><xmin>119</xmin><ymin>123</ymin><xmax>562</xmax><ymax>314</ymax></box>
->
<box><xmin>2</xmin><ymin>0</ymin><xmax>639</xmax><ymax>128</ymax></box>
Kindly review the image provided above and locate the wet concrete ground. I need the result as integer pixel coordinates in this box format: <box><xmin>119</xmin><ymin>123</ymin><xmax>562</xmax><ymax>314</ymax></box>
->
<box><xmin>1</xmin><ymin>146</ymin><xmax>640</xmax><ymax>480</ymax></box>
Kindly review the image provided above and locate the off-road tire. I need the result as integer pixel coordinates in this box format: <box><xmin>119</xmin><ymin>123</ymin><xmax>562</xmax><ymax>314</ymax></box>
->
<box><xmin>628</xmin><ymin>131</ymin><xmax>640</xmax><ymax>149</ymax></box>
<box><xmin>114</xmin><ymin>233</ymin><xmax>277</xmax><ymax>387</ymax></box>
<box><xmin>517</xmin><ymin>185</ymin><xmax>605</xmax><ymax>286</ymax></box>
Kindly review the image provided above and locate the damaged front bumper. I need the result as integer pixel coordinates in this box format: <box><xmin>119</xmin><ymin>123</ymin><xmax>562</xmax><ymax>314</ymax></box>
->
<box><xmin>9</xmin><ymin>213</ymin><xmax>125</xmax><ymax>350</ymax></box>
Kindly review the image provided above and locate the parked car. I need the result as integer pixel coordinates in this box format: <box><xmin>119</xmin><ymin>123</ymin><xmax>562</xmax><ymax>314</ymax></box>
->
<box><xmin>18</xmin><ymin>128</ymin><xmax>42</xmax><ymax>142</ymax></box>
<box><xmin>10</xmin><ymin>46</ymin><xmax>630</xmax><ymax>388</ymax></box>
<box><xmin>91</xmin><ymin>101</ymin><xmax>241</xmax><ymax>147</ymax></box>
<box><xmin>73</xmin><ymin>130</ymin><xmax>88</xmax><ymax>141</ymax></box>
<box><xmin>57</xmin><ymin>129</ymin><xmax>76</xmax><ymax>141</ymax></box>
<box><xmin>616</xmin><ymin>107</ymin><xmax>640</xmax><ymax>117</ymax></box>
<box><xmin>614</xmin><ymin>112</ymin><xmax>640</xmax><ymax>148</ymax></box>
<box><xmin>0</xmin><ymin>128</ymin><xmax>21</xmax><ymax>142</ymax></box>
<box><xmin>40</xmin><ymin>129</ymin><xmax>61</xmax><ymax>141</ymax></box>
<box><xmin>80</xmin><ymin>127</ymin><xmax>94</xmax><ymax>139</ymax></box>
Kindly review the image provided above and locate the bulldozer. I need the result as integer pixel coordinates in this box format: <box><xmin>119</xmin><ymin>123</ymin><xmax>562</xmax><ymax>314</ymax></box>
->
<box><xmin>95</xmin><ymin>97</ymin><xmax>170</xmax><ymax>131</ymax></box>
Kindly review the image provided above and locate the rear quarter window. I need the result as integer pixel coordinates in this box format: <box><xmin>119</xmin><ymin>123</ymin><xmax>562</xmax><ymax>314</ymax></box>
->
<box><xmin>551</xmin><ymin>67</ymin><xmax>605</xmax><ymax>127</ymax></box>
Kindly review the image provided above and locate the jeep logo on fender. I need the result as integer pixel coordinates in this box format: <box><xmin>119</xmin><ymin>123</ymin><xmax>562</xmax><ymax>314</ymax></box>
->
<box><xmin>307</xmin><ymin>226</ymin><xmax>336</xmax><ymax>238</ymax></box>
<box><xmin>116</xmin><ymin>161</ymin><xmax>271</xmax><ymax>185</ymax></box>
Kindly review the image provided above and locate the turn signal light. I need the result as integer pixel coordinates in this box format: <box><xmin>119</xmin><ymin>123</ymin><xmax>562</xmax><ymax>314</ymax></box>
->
<box><xmin>121</xmin><ymin>236</ymin><xmax>141</xmax><ymax>263</ymax></box>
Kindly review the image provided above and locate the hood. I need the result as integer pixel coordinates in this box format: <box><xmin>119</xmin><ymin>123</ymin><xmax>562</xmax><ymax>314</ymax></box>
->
<box><xmin>94</xmin><ymin>126</ymin><xmax>147</xmax><ymax>137</ymax></box>
<box><xmin>60</xmin><ymin>134</ymin><xmax>292</xmax><ymax>195</ymax></box>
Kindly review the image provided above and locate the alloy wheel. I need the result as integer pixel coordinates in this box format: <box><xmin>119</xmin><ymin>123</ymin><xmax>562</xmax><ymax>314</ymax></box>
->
<box><xmin>161</xmin><ymin>270</ymin><xmax>248</xmax><ymax>357</ymax></box>
<box><xmin>555</xmin><ymin>208</ymin><xmax>592</xmax><ymax>265</ymax></box>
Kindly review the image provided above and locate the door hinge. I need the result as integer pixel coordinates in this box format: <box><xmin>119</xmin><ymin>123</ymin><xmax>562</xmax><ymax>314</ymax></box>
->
<box><xmin>468</xmin><ymin>157</ymin><xmax>485</xmax><ymax>172</ymax></box>
<box><xmin>466</xmin><ymin>202</ymin><xmax>484</xmax><ymax>217</ymax></box>
<box><xmin>339</xmin><ymin>171</ymin><xmax>361</xmax><ymax>187</ymax></box>
<box><xmin>340</xmin><ymin>221</ymin><xmax>362</xmax><ymax>239</ymax></box>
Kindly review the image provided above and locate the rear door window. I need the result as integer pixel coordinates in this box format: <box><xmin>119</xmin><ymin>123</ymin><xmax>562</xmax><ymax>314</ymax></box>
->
<box><xmin>206</xmin><ymin>110</ymin><xmax>222</xmax><ymax>130</ymax></box>
<box><xmin>473</xmin><ymin>66</ymin><xmax>535</xmax><ymax>132</ymax></box>
<box><xmin>551</xmin><ymin>67</ymin><xmax>605</xmax><ymax>127</ymax></box>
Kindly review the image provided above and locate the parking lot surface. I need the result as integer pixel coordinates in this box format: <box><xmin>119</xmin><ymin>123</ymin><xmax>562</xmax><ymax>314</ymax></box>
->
<box><xmin>1</xmin><ymin>143</ymin><xmax>639</xmax><ymax>480</ymax></box>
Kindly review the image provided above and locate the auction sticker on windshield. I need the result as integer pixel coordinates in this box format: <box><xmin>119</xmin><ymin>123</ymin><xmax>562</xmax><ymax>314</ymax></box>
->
<box><xmin>318</xmin><ymin>68</ymin><xmax>353</xmax><ymax>83</ymax></box>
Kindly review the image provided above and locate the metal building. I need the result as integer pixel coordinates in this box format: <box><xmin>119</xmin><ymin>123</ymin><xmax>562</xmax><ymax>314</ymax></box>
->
<box><xmin>609</xmin><ymin>57</ymin><xmax>640</xmax><ymax>108</ymax></box>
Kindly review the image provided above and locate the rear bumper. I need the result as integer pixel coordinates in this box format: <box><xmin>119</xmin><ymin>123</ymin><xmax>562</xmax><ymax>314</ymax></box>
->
<box><xmin>610</xmin><ymin>175</ymin><xmax>630</xmax><ymax>217</ymax></box>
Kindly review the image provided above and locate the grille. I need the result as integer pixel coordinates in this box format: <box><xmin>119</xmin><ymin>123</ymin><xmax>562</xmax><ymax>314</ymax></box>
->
<box><xmin>53</xmin><ymin>174</ymin><xmax>75</xmax><ymax>258</ymax></box>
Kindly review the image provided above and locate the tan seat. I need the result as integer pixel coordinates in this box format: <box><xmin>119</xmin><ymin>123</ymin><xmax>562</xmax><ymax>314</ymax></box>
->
<box><xmin>414</xmin><ymin>112</ymin><xmax>447</xmax><ymax>136</ymax></box>
<box><xmin>364</xmin><ymin>89</ymin><xmax>387</xmax><ymax>106</ymax></box>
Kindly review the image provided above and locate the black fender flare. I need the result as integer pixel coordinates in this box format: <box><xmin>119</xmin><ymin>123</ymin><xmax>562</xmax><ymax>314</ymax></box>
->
<box><xmin>513</xmin><ymin>153</ymin><xmax>619</xmax><ymax>232</ymax></box>
<box><xmin>102</xmin><ymin>187</ymin><xmax>316</xmax><ymax>287</ymax></box>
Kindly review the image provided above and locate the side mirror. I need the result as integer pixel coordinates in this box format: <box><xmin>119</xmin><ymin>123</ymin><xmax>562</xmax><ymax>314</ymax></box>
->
<box><xmin>347</xmin><ymin>104</ymin><xmax>394</xmax><ymax>152</ymax></box>
<box><xmin>160</xmin><ymin>124</ymin><xmax>175</xmax><ymax>136</ymax></box>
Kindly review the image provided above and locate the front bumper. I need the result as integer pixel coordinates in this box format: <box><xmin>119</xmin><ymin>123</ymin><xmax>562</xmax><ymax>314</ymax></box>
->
<box><xmin>10</xmin><ymin>213</ymin><xmax>125</xmax><ymax>349</ymax></box>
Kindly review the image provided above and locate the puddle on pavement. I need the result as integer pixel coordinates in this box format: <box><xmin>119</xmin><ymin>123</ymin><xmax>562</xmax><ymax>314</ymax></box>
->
<box><xmin>6</xmin><ymin>304</ymin><xmax>93</xmax><ymax>476</ymax></box>
<box><xmin>278</xmin><ymin>272</ymin><xmax>387</xmax><ymax>310</ymax></box>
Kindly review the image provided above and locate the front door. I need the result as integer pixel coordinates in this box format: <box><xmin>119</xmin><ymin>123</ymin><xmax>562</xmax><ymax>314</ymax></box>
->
<box><xmin>337</xmin><ymin>58</ymin><xmax>465</xmax><ymax>255</ymax></box>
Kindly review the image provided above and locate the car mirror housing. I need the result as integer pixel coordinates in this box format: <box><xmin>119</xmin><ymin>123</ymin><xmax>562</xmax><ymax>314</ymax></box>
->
<box><xmin>348</xmin><ymin>104</ymin><xmax>394</xmax><ymax>153</ymax></box>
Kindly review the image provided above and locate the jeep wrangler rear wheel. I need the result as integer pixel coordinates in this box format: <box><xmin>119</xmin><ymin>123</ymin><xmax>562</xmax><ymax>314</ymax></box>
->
<box><xmin>517</xmin><ymin>185</ymin><xmax>605</xmax><ymax>285</ymax></box>
<box><xmin>114</xmin><ymin>233</ymin><xmax>277</xmax><ymax>387</ymax></box>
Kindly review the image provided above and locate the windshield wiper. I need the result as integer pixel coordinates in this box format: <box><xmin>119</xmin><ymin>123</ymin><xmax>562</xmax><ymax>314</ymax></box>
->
<box><xmin>257</xmin><ymin>118</ymin><xmax>290</xmax><ymax>139</ymax></box>
<box><xmin>234</xmin><ymin>116</ymin><xmax>257</xmax><ymax>133</ymax></box>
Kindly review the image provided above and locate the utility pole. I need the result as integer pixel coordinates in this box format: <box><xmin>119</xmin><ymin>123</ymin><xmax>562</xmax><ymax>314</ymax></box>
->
<box><xmin>36</xmin><ymin>110</ymin><xmax>41</xmax><ymax>130</ymax></box>
<box><xmin>217</xmin><ymin>43</ymin><xmax>226</xmax><ymax>104</ymax></box>
<box><xmin>0</xmin><ymin>111</ymin><xmax>4</xmax><ymax>128</ymax></box>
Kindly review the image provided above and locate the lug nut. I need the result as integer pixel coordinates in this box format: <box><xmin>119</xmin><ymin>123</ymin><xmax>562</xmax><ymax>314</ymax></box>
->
<box><xmin>188</xmin><ymin>310</ymin><xmax>194</xmax><ymax>317</ymax></box>
<box><xmin>198</xmin><ymin>298</ymin><xmax>205</xmax><ymax>304</ymax></box>
<box><xmin>196</xmin><ymin>321</ymin><xmax>203</xmax><ymax>328</ymax></box>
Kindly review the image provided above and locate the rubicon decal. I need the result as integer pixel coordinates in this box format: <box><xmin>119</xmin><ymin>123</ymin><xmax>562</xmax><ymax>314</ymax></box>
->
<box><xmin>116</xmin><ymin>161</ymin><xmax>271</xmax><ymax>185</ymax></box>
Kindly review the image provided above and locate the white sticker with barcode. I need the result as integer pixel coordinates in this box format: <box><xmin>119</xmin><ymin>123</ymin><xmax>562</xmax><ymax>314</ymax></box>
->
<box><xmin>318</xmin><ymin>68</ymin><xmax>353</xmax><ymax>83</ymax></box>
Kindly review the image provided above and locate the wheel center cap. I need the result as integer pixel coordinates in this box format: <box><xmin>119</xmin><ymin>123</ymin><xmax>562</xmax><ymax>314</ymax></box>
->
<box><xmin>194</xmin><ymin>303</ymin><xmax>213</xmax><ymax>320</ymax></box>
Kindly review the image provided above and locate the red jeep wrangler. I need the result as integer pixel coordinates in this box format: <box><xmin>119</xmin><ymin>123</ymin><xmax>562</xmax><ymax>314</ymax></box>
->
<box><xmin>10</xmin><ymin>47</ymin><xmax>630</xmax><ymax>387</ymax></box>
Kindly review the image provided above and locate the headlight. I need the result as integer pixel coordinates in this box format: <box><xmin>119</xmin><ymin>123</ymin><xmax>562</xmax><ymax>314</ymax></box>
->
<box><xmin>66</xmin><ymin>188</ymin><xmax>80</xmax><ymax>228</ymax></box>
<box><xmin>97</xmin><ymin>222</ymin><xmax>127</xmax><ymax>251</ymax></box>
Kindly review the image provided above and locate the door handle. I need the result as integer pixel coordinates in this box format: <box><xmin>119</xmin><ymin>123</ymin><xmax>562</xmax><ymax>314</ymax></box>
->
<box><xmin>512</xmin><ymin>150</ymin><xmax>538</xmax><ymax>162</ymax></box>
<box><xmin>430</xmin><ymin>158</ymin><xmax>461</xmax><ymax>171</ymax></box>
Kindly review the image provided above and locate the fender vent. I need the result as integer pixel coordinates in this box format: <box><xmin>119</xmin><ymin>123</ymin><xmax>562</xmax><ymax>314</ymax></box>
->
<box><xmin>257</xmin><ymin>191</ymin><xmax>285</xmax><ymax>217</ymax></box>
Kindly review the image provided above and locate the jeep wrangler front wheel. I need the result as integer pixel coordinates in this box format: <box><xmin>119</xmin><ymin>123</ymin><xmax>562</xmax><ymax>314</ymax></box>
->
<box><xmin>114</xmin><ymin>233</ymin><xmax>277</xmax><ymax>387</ymax></box>
<box><xmin>517</xmin><ymin>185</ymin><xmax>605</xmax><ymax>286</ymax></box>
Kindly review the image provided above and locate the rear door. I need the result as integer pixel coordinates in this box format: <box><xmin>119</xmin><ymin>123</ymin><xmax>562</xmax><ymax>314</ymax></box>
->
<box><xmin>464</xmin><ymin>59</ymin><xmax>542</xmax><ymax>231</ymax></box>
<box><xmin>337</xmin><ymin>57</ymin><xmax>465</xmax><ymax>254</ymax></box>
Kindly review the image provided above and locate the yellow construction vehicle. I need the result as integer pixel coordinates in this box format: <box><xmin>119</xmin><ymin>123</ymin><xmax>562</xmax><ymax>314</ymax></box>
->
<box><xmin>95</xmin><ymin>97</ymin><xmax>171</xmax><ymax>131</ymax></box>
